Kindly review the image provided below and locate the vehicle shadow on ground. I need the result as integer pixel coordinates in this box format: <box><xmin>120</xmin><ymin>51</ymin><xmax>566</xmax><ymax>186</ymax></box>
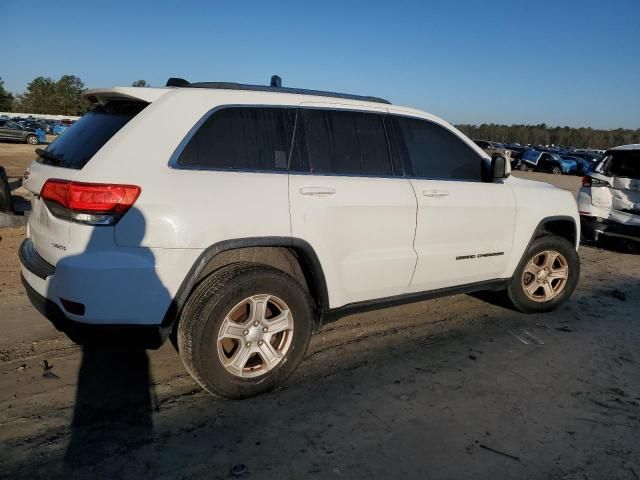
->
<box><xmin>40</xmin><ymin>208</ymin><xmax>169</xmax><ymax>470</ymax></box>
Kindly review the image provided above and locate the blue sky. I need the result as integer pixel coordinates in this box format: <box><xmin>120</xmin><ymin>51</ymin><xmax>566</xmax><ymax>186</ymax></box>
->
<box><xmin>1</xmin><ymin>0</ymin><xmax>639</xmax><ymax>128</ymax></box>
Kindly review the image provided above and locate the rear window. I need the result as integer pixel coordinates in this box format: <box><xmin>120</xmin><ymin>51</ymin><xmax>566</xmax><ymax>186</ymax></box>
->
<box><xmin>605</xmin><ymin>150</ymin><xmax>640</xmax><ymax>178</ymax></box>
<box><xmin>37</xmin><ymin>102</ymin><xmax>146</xmax><ymax>170</ymax></box>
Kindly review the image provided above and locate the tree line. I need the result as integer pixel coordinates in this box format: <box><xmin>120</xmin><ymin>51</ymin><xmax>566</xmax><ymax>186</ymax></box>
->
<box><xmin>455</xmin><ymin>123</ymin><xmax>640</xmax><ymax>150</ymax></box>
<box><xmin>0</xmin><ymin>76</ymin><xmax>150</xmax><ymax>116</ymax></box>
<box><xmin>1</xmin><ymin>75</ymin><xmax>638</xmax><ymax>149</ymax></box>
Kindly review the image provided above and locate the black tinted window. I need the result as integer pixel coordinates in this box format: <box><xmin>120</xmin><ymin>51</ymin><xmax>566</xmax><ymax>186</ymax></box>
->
<box><xmin>606</xmin><ymin>150</ymin><xmax>640</xmax><ymax>178</ymax></box>
<box><xmin>38</xmin><ymin>102</ymin><xmax>147</xmax><ymax>170</ymax></box>
<box><xmin>292</xmin><ymin>109</ymin><xmax>392</xmax><ymax>176</ymax></box>
<box><xmin>395</xmin><ymin>117</ymin><xmax>482</xmax><ymax>180</ymax></box>
<box><xmin>177</xmin><ymin>107</ymin><xmax>296</xmax><ymax>171</ymax></box>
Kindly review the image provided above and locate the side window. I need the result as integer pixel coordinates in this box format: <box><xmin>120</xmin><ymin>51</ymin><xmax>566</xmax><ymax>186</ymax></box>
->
<box><xmin>292</xmin><ymin>109</ymin><xmax>393</xmax><ymax>176</ymax></box>
<box><xmin>177</xmin><ymin>107</ymin><xmax>296</xmax><ymax>171</ymax></box>
<box><xmin>394</xmin><ymin>116</ymin><xmax>482</xmax><ymax>181</ymax></box>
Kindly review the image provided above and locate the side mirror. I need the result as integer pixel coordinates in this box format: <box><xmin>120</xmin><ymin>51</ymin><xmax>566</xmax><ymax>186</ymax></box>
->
<box><xmin>491</xmin><ymin>156</ymin><xmax>510</xmax><ymax>180</ymax></box>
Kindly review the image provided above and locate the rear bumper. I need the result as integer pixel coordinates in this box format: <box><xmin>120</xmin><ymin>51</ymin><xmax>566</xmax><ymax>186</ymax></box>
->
<box><xmin>580</xmin><ymin>215</ymin><xmax>640</xmax><ymax>243</ymax></box>
<box><xmin>19</xmin><ymin>237</ymin><xmax>179</xmax><ymax>327</ymax></box>
<box><xmin>21</xmin><ymin>274</ymin><xmax>168</xmax><ymax>348</ymax></box>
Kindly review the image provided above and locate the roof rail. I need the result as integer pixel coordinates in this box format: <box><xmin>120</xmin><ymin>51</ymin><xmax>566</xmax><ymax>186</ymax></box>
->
<box><xmin>164</xmin><ymin>76</ymin><xmax>391</xmax><ymax>105</ymax></box>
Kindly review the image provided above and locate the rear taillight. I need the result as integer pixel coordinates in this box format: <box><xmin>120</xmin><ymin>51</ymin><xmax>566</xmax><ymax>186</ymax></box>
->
<box><xmin>581</xmin><ymin>176</ymin><xmax>610</xmax><ymax>188</ymax></box>
<box><xmin>40</xmin><ymin>179</ymin><xmax>140</xmax><ymax>225</ymax></box>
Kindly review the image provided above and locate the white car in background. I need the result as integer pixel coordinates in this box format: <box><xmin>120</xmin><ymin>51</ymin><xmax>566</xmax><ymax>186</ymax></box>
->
<box><xmin>577</xmin><ymin>144</ymin><xmax>640</xmax><ymax>247</ymax></box>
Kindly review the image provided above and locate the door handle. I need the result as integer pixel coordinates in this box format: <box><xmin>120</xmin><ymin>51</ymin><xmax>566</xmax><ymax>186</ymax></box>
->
<box><xmin>299</xmin><ymin>187</ymin><xmax>336</xmax><ymax>196</ymax></box>
<box><xmin>422</xmin><ymin>189</ymin><xmax>449</xmax><ymax>198</ymax></box>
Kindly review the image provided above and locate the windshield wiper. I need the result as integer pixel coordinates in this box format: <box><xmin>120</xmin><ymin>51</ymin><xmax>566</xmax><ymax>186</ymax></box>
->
<box><xmin>35</xmin><ymin>148</ymin><xmax>63</xmax><ymax>166</ymax></box>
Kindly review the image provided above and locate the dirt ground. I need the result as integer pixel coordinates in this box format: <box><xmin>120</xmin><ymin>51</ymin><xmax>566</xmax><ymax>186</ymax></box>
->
<box><xmin>0</xmin><ymin>136</ymin><xmax>56</xmax><ymax>178</ymax></box>
<box><xmin>1</xmin><ymin>147</ymin><xmax>639</xmax><ymax>479</ymax></box>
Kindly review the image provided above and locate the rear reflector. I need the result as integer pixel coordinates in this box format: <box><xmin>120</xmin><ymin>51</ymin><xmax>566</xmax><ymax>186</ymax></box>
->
<box><xmin>41</xmin><ymin>179</ymin><xmax>140</xmax><ymax>225</ymax></box>
<box><xmin>60</xmin><ymin>298</ymin><xmax>86</xmax><ymax>316</ymax></box>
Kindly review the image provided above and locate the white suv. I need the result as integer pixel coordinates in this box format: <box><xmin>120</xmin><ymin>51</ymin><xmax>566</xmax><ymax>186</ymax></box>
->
<box><xmin>577</xmin><ymin>144</ymin><xmax>640</xmax><ymax>247</ymax></box>
<box><xmin>20</xmin><ymin>78</ymin><xmax>581</xmax><ymax>398</ymax></box>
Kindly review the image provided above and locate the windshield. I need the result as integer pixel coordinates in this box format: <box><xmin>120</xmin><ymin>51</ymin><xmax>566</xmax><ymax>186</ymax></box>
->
<box><xmin>37</xmin><ymin>102</ymin><xmax>147</xmax><ymax>169</ymax></box>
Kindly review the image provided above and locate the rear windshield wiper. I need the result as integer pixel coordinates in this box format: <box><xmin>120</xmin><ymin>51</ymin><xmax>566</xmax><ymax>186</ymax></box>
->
<box><xmin>35</xmin><ymin>148</ymin><xmax>63</xmax><ymax>166</ymax></box>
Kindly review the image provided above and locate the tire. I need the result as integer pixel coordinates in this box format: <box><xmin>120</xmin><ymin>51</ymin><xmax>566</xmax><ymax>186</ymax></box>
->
<box><xmin>506</xmin><ymin>235</ymin><xmax>579</xmax><ymax>313</ymax></box>
<box><xmin>519</xmin><ymin>163</ymin><xmax>529</xmax><ymax>171</ymax></box>
<box><xmin>0</xmin><ymin>166</ymin><xmax>13</xmax><ymax>213</ymax></box>
<box><xmin>552</xmin><ymin>166</ymin><xmax>561</xmax><ymax>175</ymax></box>
<box><xmin>26</xmin><ymin>135</ymin><xmax>39</xmax><ymax>145</ymax></box>
<box><xmin>177</xmin><ymin>262</ymin><xmax>314</xmax><ymax>399</ymax></box>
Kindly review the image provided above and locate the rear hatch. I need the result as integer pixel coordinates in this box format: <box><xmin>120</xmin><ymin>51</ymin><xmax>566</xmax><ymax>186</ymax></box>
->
<box><xmin>591</xmin><ymin>149</ymin><xmax>640</xmax><ymax>224</ymax></box>
<box><xmin>23</xmin><ymin>96</ymin><xmax>151</xmax><ymax>266</ymax></box>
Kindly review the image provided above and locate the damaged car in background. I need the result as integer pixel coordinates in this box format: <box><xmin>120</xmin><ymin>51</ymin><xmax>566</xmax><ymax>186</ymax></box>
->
<box><xmin>519</xmin><ymin>149</ymin><xmax>577</xmax><ymax>175</ymax></box>
<box><xmin>578</xmin><ymin>144</ymin><xmax>640</xmax><ymax>249</ymax></box>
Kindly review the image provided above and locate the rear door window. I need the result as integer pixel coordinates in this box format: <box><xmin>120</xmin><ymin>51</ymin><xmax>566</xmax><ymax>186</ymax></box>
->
<box><xmin>177</xmin><ymin>107</ymin><xmax>296</xmax><ymax>171</ymax></box>
<box><xmin>291</xmin><ymin>109</ymin><xmax>393</xmax><ymax>176</ymax></box>
<box><xmin>38</xmin><ymin>102</ymin><xmax>147</xmax><ymax>169</ymax></box>
<box><xmin>393</xmin><ymin>116</ymin><xmax>482</xmax><ymax>181</ymax></box>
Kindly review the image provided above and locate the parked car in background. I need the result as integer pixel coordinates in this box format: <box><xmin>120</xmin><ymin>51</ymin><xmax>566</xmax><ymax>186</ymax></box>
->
<box><xmin>52</xmin><ymin>122</ymin><xmax>69</xmax><ymax>135</ymax></box>
<box><xmin>578</xmin><ymin>144</ymin><xmax>639</xmax><ymax>247</ymax></box>
<box><xmin>520</xmin><ymin>149</ymin><xmax>577</xmax><ymax>174</ymax></box>
<box><xmin>561</xmin><ymin>155</ymin><xmax>591</xmax><ymax>175</ymax></box>
<box><xmin>503</xmin><ymin>144</ymin><xmax>526</xmax><ymax>167</ymax></box>
<box><xmin>474</xmin><ymin>140</ymin><xmax>512</xmax><ymax>164</ymax></box>
<box><xmin>41</xmin><ymin>120</ymin><xmax>56</xmax><ymax>134</ymax></box>
<box><xmin>0</xmin><ymin>119</ymin><xmax>45</xmax><ymax>145</ymax></box>
<box><xmin>566</xmin><ymin>150</ymin><xmax>602</xmax><ymax>167</ymax></box>
<box><xmin>19</xmin><ymin>120</ymin><xmax>46</xmax><ymax>132</ymax></box>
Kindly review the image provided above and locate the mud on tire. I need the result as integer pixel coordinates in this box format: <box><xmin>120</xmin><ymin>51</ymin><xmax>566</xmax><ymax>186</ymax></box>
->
<box><xmin>177</xmin><ymin>262</ymin><xmax>314</xmax><ymax>399</ymax></box>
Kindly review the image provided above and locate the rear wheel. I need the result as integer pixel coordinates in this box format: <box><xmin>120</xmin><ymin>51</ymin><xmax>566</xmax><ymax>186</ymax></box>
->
<box><xmin>506</xmin><ymin>235</ymin><xmax>579</xmax><ymax>313</ymax></box>
<box><xmin>177</xmin><ymin>263</ymin><xmax>314</xmax><ymax>399</ymax></box>
<box><xmin>26</xmin><ymin>135</ymin><xmax>39</xmax><ymax>145</ymax></box>
<box><xmin>0</xmin><ymin>166</ymin><xmax>13</xmax><ymax>213</ymax></box>
<box><xmin>519</xmin><ymin>163</ymin><xmax>529</xmax><ymax>171</ymax></box>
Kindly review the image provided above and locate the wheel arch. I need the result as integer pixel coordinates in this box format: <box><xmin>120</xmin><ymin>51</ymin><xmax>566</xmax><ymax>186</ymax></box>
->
<box><xmin>505</xmin><ymin>215</ymin><xmax>579</xmax><ymax>283</ymax></box>
<box><xmin>162</xmin><ymin>237</ymin><xmax>329</xmax><ymax>331</ymax></box>
<box><xmin>534</xmin><ymin>215</ymin><xmax>578</xmax><ymax>248</ymax></box>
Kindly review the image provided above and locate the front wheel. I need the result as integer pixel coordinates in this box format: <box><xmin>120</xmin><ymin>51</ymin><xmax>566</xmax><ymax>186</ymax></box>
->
<box><xmin>26</xmin><ymin>135</ymin><xmax>39</xmax><ymax>145</ymax></box>
<box><xmin>552</xmin><ymin>166</ymin><xmax>562</xmax><ymax>175</ymax></box>
<box><xmin>177</xmin><ymin>263</ymin><xmax>314</xmax><ymax>399</ymax></box>
<box><xmin>506</xmin><ymin>235</ymin><xmax>579</xmax><ymax>313</ymax></box>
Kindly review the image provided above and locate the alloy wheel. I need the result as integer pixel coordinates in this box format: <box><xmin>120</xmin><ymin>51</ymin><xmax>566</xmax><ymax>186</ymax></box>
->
<box><xmin>217</xmin><ymin>294</ymin><xmax>294</xmax><ymax>378</ymax></box>
<box><xmin>522</xmin><ymin>250</ymin><xmax>569</xmax><ymax>302</ymax></box>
